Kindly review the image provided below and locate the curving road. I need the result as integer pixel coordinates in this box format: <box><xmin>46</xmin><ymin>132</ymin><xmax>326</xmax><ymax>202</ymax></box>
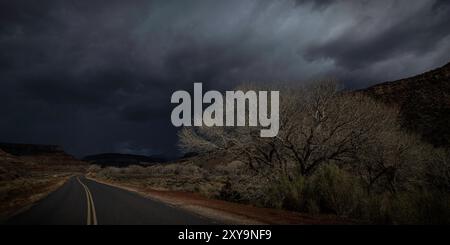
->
<box><xmin>7</xmin><ymin>176</ymin><xmax>217</xmax><ymax>225</ymax></box>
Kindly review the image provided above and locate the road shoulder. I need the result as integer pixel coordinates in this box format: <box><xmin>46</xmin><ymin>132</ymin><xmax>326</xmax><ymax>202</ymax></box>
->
<box><xmin>86</xmin><ymin>176</ymin><xmax>354</xmax><ymax>225</ymax></box>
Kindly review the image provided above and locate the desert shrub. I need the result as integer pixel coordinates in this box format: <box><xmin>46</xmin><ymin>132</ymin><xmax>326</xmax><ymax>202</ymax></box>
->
<box><xmin>204</xmin><ymin>160</ymin><xmax>262</xmax><ymax>203</ymax></box>
<box><xmin>390</xmin><ymin>147</ymin><xmax>450</xmax><ymax>224</ymax></box>
<box><xmin>96</xmin><ymin>167</ymin><xmax>122</xmax><ymax>180</ymax></box>
<box><xmin>259</xmin><ymin>174</ymin><xmax>306</xmax><ymax>210</ymax></box>
<box><xmin>306</xmin><ymin>164</ymin><xmax>364</xmax><ymax>217</ymax></box>
<box><xmin>218</xmin><ymin>178</ymin><xmax>243</xmax><ymax>202</ymax></box>
<box><xmin>258</xmin><ymin>164</ymin><xmax>364</xmax><ymax>217</ymax></box>
<box><xmin>86</xmin><ymin>164</ymin><xmax>101</xmax><ymax>174</ymax></box>
<box><xmin>213</xmin><ymin>161</ymin><xmax>247</xmax><ymax>175</ymax></box>
<box><xmin>422</xmin><ymin>148</ymin><xmax>450</xmax><ymax>193</ymax></box>
<box><xmin>126</xmin><ymin>165</ymin><xmax>145</xmax><ymax>174</ymax></box>
<box><xmin>389</xmin><ymin>190</ymin><xmax>450</xmax><ymax>224</ymax></box>
<box><xmin>178</xmin><ymin>164</ymin><xmax>206</xmax><ymax>176</ymax></box>
<box><xmin>360</xmin><ymin>189</ymin><xmax>450</xmax><ymax>224</ymax></box>
<box><xmin>360</xmin><ymin>193</ymin><xmax>395</xmax><ymax>224</ymax></box>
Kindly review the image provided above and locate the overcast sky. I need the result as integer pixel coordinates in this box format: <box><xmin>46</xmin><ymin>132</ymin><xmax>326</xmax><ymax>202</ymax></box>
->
<box><xmin>1</xmin><ymin>0</ymin><xmax>449</xmax><ymax>157</ymax></box>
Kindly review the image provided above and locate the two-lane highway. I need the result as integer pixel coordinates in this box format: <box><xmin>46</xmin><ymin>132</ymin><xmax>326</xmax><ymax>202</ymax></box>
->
<box><xmin>7</xmin><ymin>176</ymin><xmax>216</xmax><ymax>225</ymax></box>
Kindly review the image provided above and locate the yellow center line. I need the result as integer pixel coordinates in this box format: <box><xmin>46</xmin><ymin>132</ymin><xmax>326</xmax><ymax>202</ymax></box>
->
<box><xmin>87</xmin><ymin>186</ymin><xmax>98</xmax><ymax>225</ymax></box>
<box><xmin>77</xmin><ymin>177</ymin><xmax>98</xmax><ymax>225</ymax></box>
<box><xmin>80</xmin><ymin>179</ymin><xmax>92</xmax><ymax>225</ymax></box>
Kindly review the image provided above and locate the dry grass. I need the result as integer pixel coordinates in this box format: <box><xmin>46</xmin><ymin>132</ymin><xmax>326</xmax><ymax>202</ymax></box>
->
<box><xmin>0</xmin><ymin>149</ymin><xmax>85</xmax><ymax>219</ymax></box>
<box><xmin>88</xmin><ymin>158</ymin><xmax>259</xmax><ymax>201</ymax></box>
<box><xmin>0</xmin><ymin>174</ymin><xmax>71</xmax><ymax>219</ymax></box>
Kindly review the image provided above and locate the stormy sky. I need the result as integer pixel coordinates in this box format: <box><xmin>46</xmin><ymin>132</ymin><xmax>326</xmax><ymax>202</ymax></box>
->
<box><xmin>1</xmin><ymin>0</ymin><xmax>449</xmax><ymax>157</ymax></box>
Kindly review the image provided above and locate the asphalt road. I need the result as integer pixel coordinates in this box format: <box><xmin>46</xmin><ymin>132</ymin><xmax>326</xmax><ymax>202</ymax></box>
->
<box><xmin>7</xmin><ymin>176</ymin><xmax>217</xmax><ymax>225</ymax></box>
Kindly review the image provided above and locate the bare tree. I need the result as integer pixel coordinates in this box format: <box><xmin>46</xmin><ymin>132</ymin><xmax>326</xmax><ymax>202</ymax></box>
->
<box><xmin>178</xmin><ymin>80</ymin><xmax>410</xmax><ymax>185</ymax></box>
<box><xmin>353</xmin><ymin>129</ymin><xmax>421</xmax><ymax>194</ymax></box>
<box><xmin>422</xmin><ymin>148</ymin><xmax>450</xmax><ymax>193</ymax></box>
<box><xmin>177</xmin><ymin>81</ymin><xmax>450</xmax><ymax>222</ymax></box>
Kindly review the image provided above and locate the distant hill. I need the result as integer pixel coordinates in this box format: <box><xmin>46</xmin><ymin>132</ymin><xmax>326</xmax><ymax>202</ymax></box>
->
<box><xmin>0</xmin><ymin>149</ymin><xmax>11</xmax><ymax>157</ymax></box>
<box><xmin>0</xmin><ymin>143</ymin><xmax>86</xmax><ymax>182</ymax></box>
<box><xmin>0</xmin><ymin>143</ymin><xmax>63</xmax><ymax>156</ymax></box>
<box><xmin>359</xmin><ymin>62</ymin><xmax>450</xmax><ymax>147</ymax></box>
<box><xmin>83</xmin><ymin>153</ymin><xmax>166</xmax><ymax>167</ymax></box>
<box><xmin>0</xmin><ymin>143</ymin><xmax>86</xmax><ymax>166</ymax></box>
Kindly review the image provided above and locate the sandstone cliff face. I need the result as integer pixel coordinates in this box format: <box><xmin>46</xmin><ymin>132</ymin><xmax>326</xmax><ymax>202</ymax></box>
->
<box><xmin>361</xmin><ymin>62</ymin><xmax>450</xmax><ymax>147</ymax></box>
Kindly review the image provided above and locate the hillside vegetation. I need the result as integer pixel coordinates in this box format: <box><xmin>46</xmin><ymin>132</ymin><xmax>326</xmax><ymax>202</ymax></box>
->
<box><xmin>361</xmin><ymin>62</ymin><xmax>450</xmax><ymax>147</ymax></box>
<box><xmin>0</xmin><ymin>144</ymin><xmax>86</xmax><ymax>218</ymax></box>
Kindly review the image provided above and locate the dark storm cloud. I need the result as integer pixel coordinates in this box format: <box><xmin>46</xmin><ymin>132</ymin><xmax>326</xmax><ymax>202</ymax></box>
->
<box><xmin>295</xmin><ymin>0</ymin><xmax>336</xmax><ymax>10</ymax></box>
<box><xmin>1</xmin><ymin>0</ymin><xmax>449</xmax><ymax>156</ymax></box>
<box><xmin>305</xmin><ymin>1</ymin><xmax>450</xmax><ymax>70</ymax></box>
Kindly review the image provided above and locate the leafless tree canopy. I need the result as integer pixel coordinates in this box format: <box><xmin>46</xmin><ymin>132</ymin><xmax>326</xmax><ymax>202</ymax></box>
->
<box><xmin>179</xmin><ymin>81</ymin><xmax>424</xmax><ymax>193</ymax></box>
